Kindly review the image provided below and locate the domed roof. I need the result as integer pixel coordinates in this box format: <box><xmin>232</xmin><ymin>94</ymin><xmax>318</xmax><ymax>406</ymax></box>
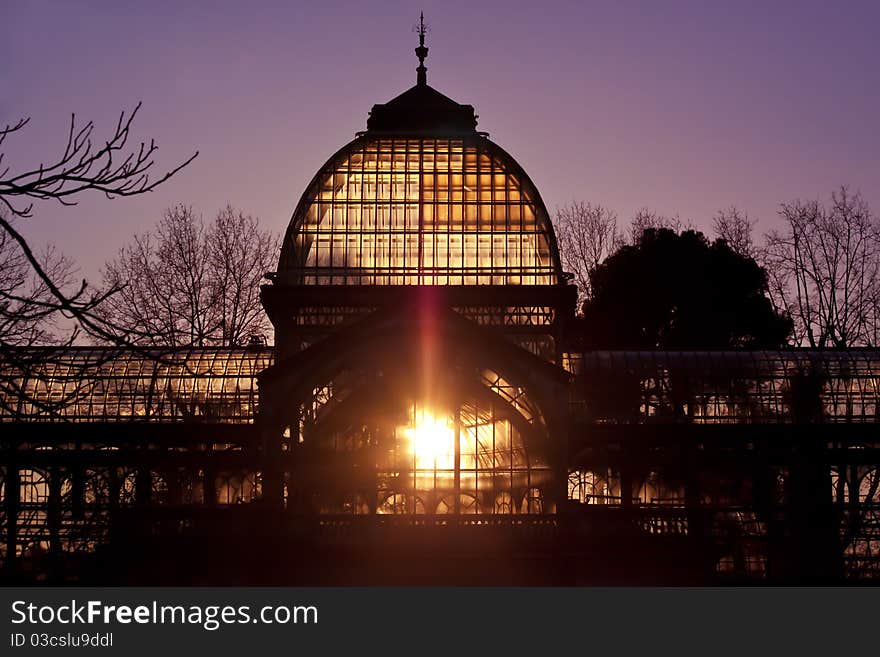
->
<box><xmin>275</xmin><ymin>28</ymin><xmax>563</xmax><ymax>287</ymax></box>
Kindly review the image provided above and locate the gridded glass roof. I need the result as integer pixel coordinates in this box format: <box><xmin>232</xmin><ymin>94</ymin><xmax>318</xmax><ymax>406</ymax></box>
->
<box><xmin>573</xmin><ymin>350</ymin><xmax>880</xmax><ymax>424</ymax></box>
<box><xmin>276</xmin><ymin>135</ymin><xmax>563</xmax><ymax>286</ymax></box>
<box><xmin>0</xmin><ymin>347</ymin><xmax>273</xmax><ymax>423</ymax></box>
<box><xmin>4</xmin><ymin>348</ymin><xmax>878</xmax><ymax>424</ymax></box>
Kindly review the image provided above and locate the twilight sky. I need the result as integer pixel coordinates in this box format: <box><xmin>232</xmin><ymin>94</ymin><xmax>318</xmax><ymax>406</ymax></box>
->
<box><xmin>3</xmin><ymin>0</ymin><xmax>878</xmax><ymax>282</ymax></box>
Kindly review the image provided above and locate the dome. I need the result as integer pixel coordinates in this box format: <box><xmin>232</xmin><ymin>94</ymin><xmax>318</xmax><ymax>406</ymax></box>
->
<box><xmin>277</xmin><ymin>133</ymin><xmax>561</xmax><ymax>286</ymax></box>
<box><xmin>277</xmin><ymin>82</ymin><xmax>563</xmax><ymax>286</ymax></box>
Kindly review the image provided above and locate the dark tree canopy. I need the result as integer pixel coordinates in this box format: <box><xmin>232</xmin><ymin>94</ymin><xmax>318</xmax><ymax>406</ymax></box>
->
<box><xmin>581</xmin><ymin>228</ymin><xmax>791</xmax><ymax>349</ymax></box>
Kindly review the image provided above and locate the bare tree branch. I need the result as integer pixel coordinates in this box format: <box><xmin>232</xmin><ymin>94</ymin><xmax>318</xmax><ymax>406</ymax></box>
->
<box><xmin>94</xmin><ymin>204</ymin><xmax>278</xmax><ymax>347</ymax></box>
<box><xmin>714</xmin><ymin>206</ymin><xmax>757</xmax><ymax>259</ymax></box>
<box><xmin>628</xmin><ymin>208</ymin><xmax>689</xmax><ymax>244</ymax></box>
<box><xmin>0</xmin><ymin>105</ymin><xmax>198</xmax><ymax>417</ymax></box>
<box><xmin>554</xmin><ymin>201</ymin><xmax>623</xmax><ymax>304</ymax></box>
<box><xmin>0</xmin><ymin>103</ymin><xmax>198</xmax><ymax>219</ymax></box>
<box><xmin>762</xmin><ymin>187</ymin><xmax>880</xmax><ymax>347</ymax></box>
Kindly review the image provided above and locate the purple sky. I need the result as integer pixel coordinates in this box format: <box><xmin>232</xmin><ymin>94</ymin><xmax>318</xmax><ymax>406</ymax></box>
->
<box><xmin>3</xmin><ymin>0</ymin><xmax>879</xmax><ymax>282</ymax></box>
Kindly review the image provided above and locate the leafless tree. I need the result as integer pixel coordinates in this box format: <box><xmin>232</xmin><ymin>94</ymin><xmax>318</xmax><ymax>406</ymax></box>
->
<box><xmin>555</xmin><ymin>201</ymin><xmax>624</xmax><ymax>301</ymax></box>
<box><xmin>0</xmin><ymin>212</ymin><xmax>98</xmax><ymax>416</ymax></box>
<box><xmin>762</xmin><ymin>187</ymin><xmax>880</xmax><ymax>347</ymax></box>
<box><xmin>0</xmin><ymin>217</ymin><xmax>73</xmax><ymax>346</ymax></box>
<box><xmin>556</xmin><ymin>204</ymin><xmax>699</xmax><ymax>303</ymax></box>
<box><xmin>628</xmin><ymin>208</ymin><xmax>688</xmax><ymax>244</ymax></box>
<box><xmin>0</xmin><ymin>103</ymin><xmax>197</xmax><ymax>342</ymax></box>
<box><xmin>208</xmin><ymin>205</ymin><xmax>279</xmax><ymax>346</ymax></box>
<box><xmin>97</xmin><ymin>204</ymin><xmax>278</xmax><ymax>346</ymax></box>
<box><xmin>98</xmin><ymin>205</ymin><xmax>213</xmax><ymax>346</ymax></box>
<box><xmin>713</xmin><ymin>206</ymin><xmax>757</xmax><ymax>259</ymax></box>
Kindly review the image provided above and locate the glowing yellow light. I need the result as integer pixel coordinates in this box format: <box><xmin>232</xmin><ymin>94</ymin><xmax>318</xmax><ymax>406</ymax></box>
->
<box><xmin>404</xmin><ymin>410</ymin><xmax>455</xmax><ymax>470</ymax></box>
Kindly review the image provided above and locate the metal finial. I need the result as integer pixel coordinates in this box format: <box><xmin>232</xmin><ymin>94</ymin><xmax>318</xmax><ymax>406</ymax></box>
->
<box><xmin>414</xmin><ymin>12</ymin><xmax>429</xmax><ymax>86</ymax></box>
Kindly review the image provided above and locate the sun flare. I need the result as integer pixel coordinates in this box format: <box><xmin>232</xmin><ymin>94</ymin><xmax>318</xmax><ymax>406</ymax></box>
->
<box><xmin>404</xmin><ymin>410</ymin><xmax>455</xmax><ymax>469</ymax></box>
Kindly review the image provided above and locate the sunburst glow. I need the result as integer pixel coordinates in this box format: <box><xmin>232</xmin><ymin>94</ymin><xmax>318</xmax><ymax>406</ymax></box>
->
<box><xmin>404</xmin><ymin>409</ymin><xmax>455</xmax><ymax>470</ymax></box>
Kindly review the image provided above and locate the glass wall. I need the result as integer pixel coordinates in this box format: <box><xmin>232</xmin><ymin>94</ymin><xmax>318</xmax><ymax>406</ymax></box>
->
<box><xmin>307</xmin><ymin>398</ymin><xmax>552</xmax><ymax>516</ymax></box>
<box><xmin>0</xmin><ymin>348</ymin><xmax>273</xmax><ymax>423</ymax></box>
<box><xmin>571</xmin><ymin>350</ymin><xmax>880</xmax><ymax>424</ymax></box>
<box><xmin>280</xmin><ymin>137</ymin><xmax>561</xmax><ymax>285</ymax></box>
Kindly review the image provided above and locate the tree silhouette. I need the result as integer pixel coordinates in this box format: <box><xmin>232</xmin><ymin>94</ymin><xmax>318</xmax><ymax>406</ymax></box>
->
<box><xmin>0</xmin><ymin>104</ymin><xmax>197</xmax><ymax>343</ymax></box>
<box><xmin>582</xmin><ymin>228</ymin><xmax>791</xmax><ymax>348</ymax></box>
<box><xmin>763</xmin><ymin>187</ymin><xmax>880</xmax><ymax>347</ymax></box>
<box><xmin>0</xmin><ymin>214</ymin><xmax>74</xmax><ymax>347</ymax></box>
<box><xmin>713</xmin><ymin>206</ymin><xmax>757</xmax><ymax>259</ymax></box>
<box><xmin>554</xmin><ymin>201</ymin><xmax>623</xmax><ymax>303</ymax></box>
<box><xmin>96</xmin><ymin>204</ymin><xmax>278</xmax><ymax>347</ymax></box>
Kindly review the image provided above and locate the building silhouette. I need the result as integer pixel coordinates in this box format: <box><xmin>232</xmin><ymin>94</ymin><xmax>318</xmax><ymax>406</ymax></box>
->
<box><xmin>2</xmin><ymin>25</ymin><xmax>879</xmax><ymax>584</ymax></box>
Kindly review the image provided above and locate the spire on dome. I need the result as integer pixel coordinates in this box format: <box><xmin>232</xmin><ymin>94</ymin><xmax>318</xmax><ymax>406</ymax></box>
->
<box><xmin>365</xmin><ymin>14</ymin><xmax>478</xmax><ymax>134</ymax></box>
<box><xmin>414</xmin><ymin>12</ymin><xmax>429</xmax><ymax>86</ymax></box>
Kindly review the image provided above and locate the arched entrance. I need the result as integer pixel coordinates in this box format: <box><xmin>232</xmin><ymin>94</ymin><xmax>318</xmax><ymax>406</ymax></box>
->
<box><xmin>258</xmin><ymin>299</ymin><xmax>569</xmax><ymax>515</ymax></box>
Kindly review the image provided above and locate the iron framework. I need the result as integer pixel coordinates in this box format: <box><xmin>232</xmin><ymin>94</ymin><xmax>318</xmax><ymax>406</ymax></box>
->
<box><xmin>1</xmin><ymin>347</ymin><xmax>878</xmax><ymax>582</ymax></box>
